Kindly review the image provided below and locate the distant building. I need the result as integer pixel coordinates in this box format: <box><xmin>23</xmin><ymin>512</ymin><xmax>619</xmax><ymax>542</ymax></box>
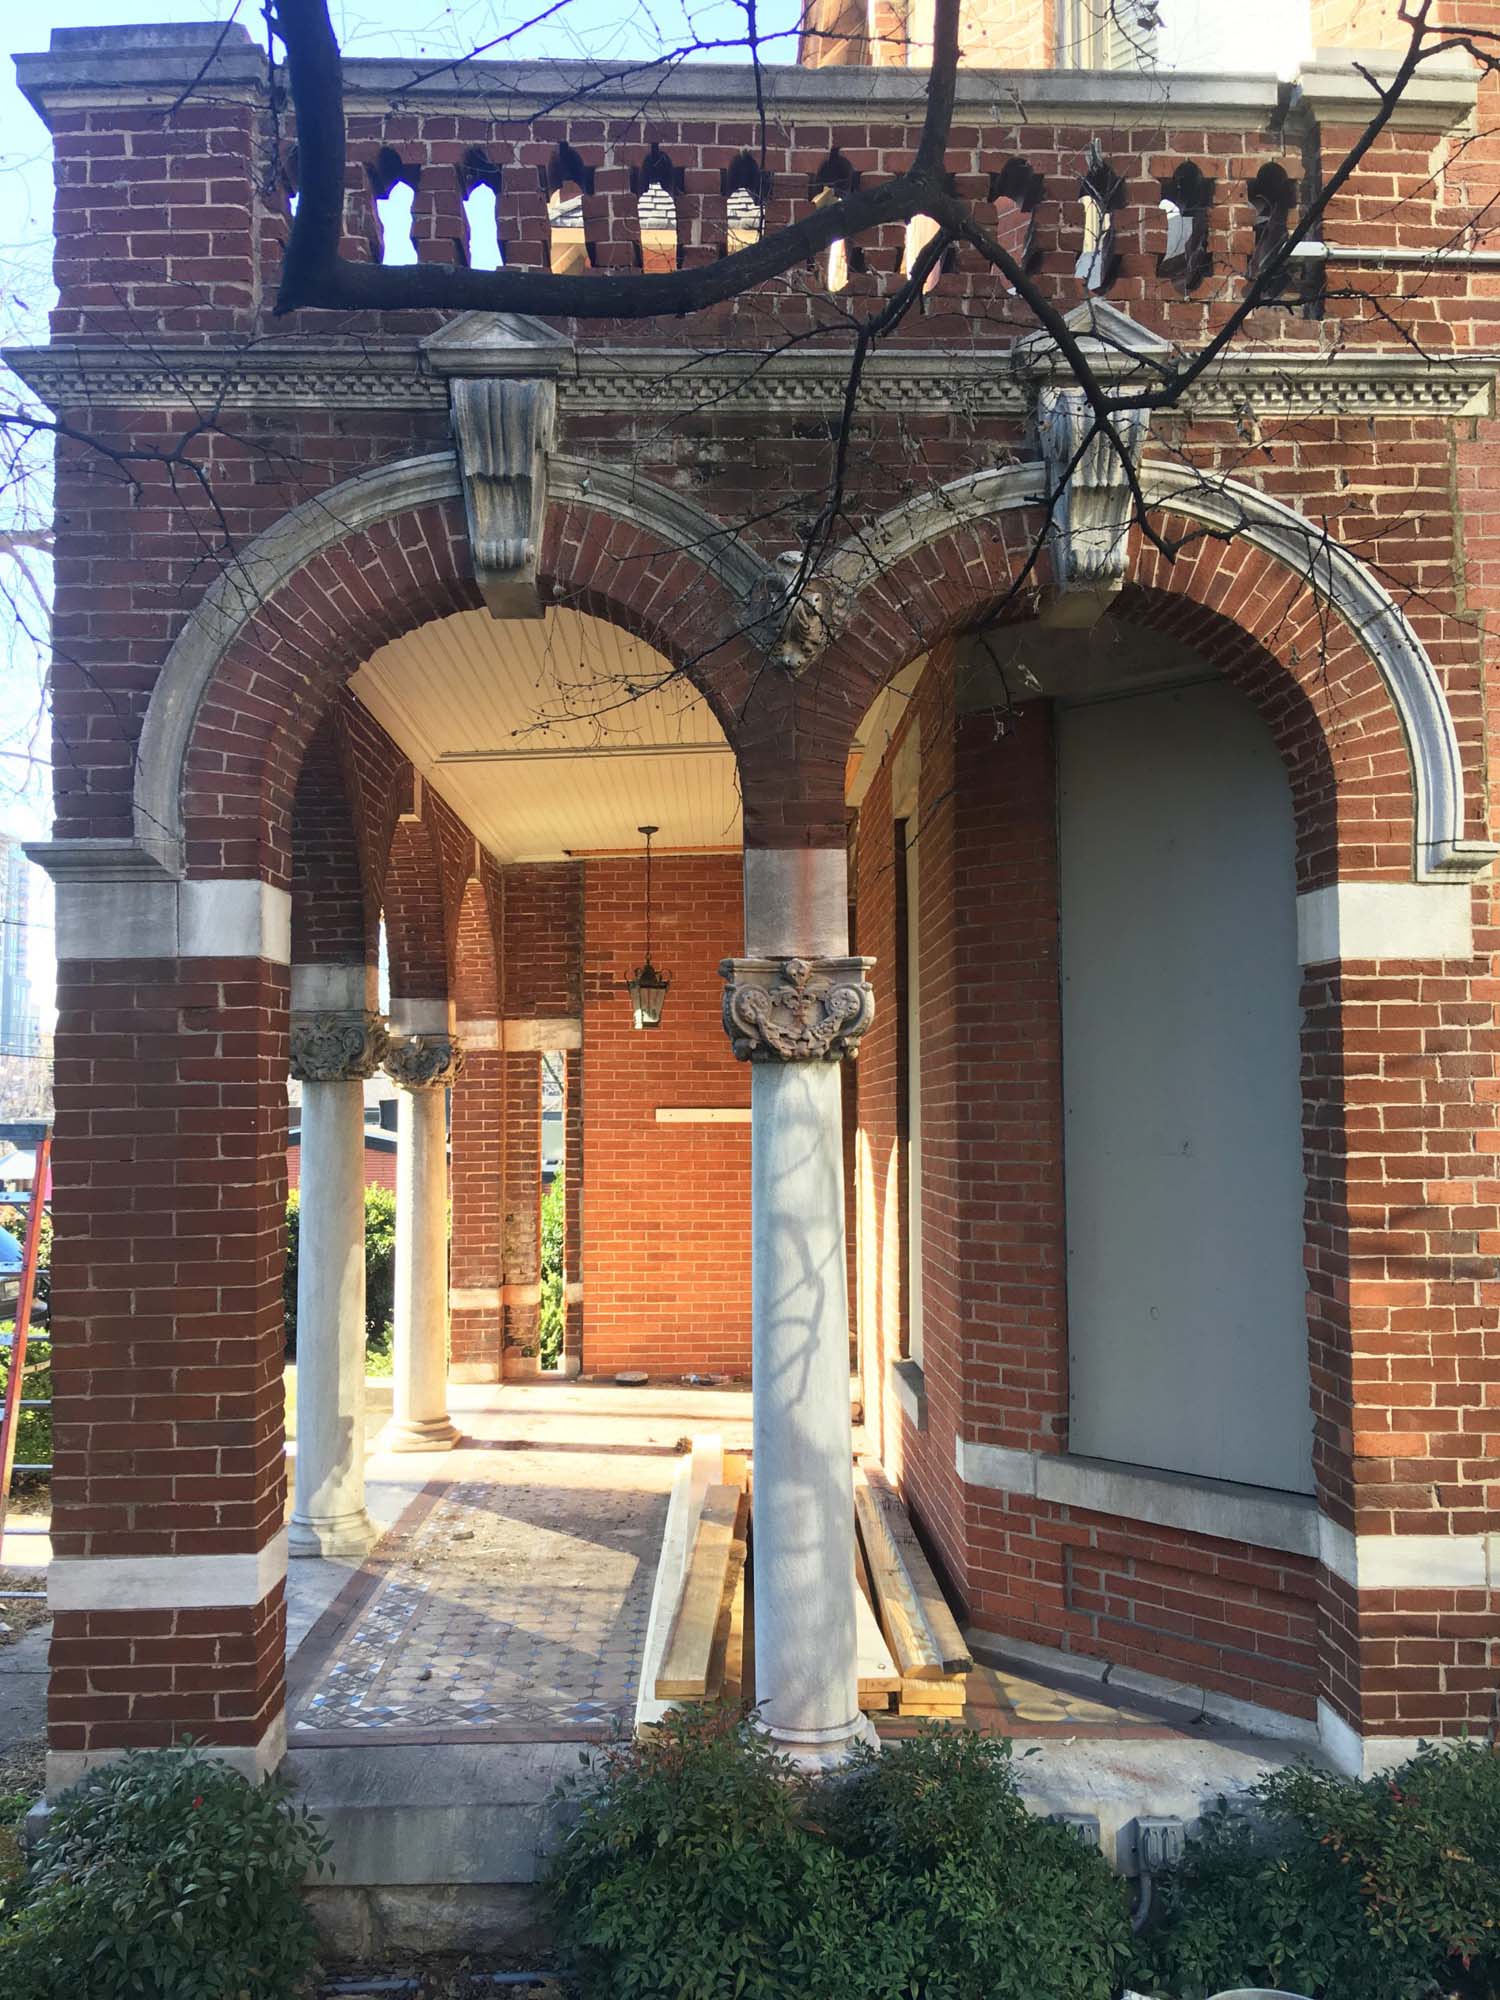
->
<box><xmin>0</xmin><ymin>839</ymin><xmax>39</xmax><ymax>1061</ymax></box>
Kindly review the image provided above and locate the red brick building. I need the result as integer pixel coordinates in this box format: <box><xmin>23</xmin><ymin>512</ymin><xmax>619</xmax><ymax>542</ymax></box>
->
<box><xmin>12</xmin><ymin>0</ymin><xmax>1500</xmax><ymax>1787</ymax></box>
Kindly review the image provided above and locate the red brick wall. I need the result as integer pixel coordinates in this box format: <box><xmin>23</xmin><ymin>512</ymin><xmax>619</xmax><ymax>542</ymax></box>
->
<box><xmin>581</xmin><ymin>854</ymin><xmax>751</xmax><ymax>1376</ymax></box>
<box><xmin>48</xmin><ymin>952</ymin><xmax>289</xmax><ymax>1759</ymax></box>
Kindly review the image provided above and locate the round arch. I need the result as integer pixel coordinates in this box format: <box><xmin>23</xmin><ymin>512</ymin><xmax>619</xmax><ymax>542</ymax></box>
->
<box><xmin>826</xmin><ymin>461</ymin><xmax>1495</xmax><ymax>885</ymax></box>
<box><xmin>134</xmin><ymin>449</ymin><xmax>1492</xmax><ymax>889</ymax></box>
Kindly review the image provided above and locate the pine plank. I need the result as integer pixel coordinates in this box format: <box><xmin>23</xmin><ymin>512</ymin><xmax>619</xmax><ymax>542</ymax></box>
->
<box><xmin>859</xmin><ymin>1458</ymin><xmax>973</xmax><ymax>1676</ymax></box>
<box><xmin>656</xmin><ymin>1484</ymin><xmax>744</xmax><ymax>1699</ymax></box>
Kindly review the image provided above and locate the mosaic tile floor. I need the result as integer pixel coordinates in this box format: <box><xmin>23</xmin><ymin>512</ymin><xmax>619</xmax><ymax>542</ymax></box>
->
<box><xmin>288</xmin><ymin>1443</ymin><xmax>673</xmax><ymax>1744</ymax></box>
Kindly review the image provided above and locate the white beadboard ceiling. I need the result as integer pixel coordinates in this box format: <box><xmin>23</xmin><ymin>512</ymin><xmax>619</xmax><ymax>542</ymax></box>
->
<box><xmin>351</xmin><ymin>608</ymin><xmax>741</xmax><ymax>862</ymax></box>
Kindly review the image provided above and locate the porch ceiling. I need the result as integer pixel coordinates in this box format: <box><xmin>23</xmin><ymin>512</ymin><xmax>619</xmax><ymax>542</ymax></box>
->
<box><xmin>350</xmin><ymin>608</ymin><xmax>741</xmax><ymax>862</ymax></box>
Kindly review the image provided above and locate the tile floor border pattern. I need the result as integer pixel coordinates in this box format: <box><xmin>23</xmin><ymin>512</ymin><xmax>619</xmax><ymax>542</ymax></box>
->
<box><xmin>287</xmin><ymin>1449</ymin><xmax>668</xmax><ymax>1742</ymax></box>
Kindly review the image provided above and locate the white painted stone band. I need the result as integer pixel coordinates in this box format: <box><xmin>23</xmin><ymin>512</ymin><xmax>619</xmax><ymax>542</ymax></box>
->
<box><xmin>47</xmin><ymin>1712</ymin><xmax>287</xmax><ymax>1797</ymax></box>
<box><xmin>956</xmin><ymin>1439</ymin><xmax>1499</xmax><ymax>1588</ymax></box>
<box><xmin>48</xmin><ymin>1529</ymin><xmax>289</xmax><ymax>1612</ymax></box>
<box><xmin>503</xmin><ymin>1016</ymin><xmax>581</xmax><ymax>1050</ymax></box>
<box><xmin>389</xmin><ymin>996</ymin><xmax>454</xmax><ymax>1034</ymax></box>
<box><xmin>743</xmin><ymin>847</ymin><xmax>848</xmax><ymax>957</ymax></box>
<box><xmin>456</xmin><ymin>1018</ymin><xmax>501</xmax><ymax>1049</ymax></box>
<box><xmin>48</xmin><ymin>876</ymin><xmax>291</xmax><ymax>964</ymax></box>
<box><xmin>655</xmin><ymin>1106</ymin><xmax>752</xmax><ymax>1124</ymax></box>
<box><xmin>1297</xmin><ymin>882</ymin><xmax>1473</xmax><ymax>964</ymax></box>
<box><xmin>450</xmin><ymin>1286</ymin><xmax>501</xmax><ymax>1311</ymax></box>
<box><xmin>291</xmin><ymin>963</ymin><xmax>378</xmax><ymax>1010</ymax></box>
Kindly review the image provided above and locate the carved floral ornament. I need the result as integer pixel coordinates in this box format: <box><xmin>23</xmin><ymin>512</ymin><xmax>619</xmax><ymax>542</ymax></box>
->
<box><xmin>720</xmin><ymin>955</ymin><xmax>875</xmax><ymax>1063</ymax></box>
<box><xmin>290</xmin><ymin>1010</ymin><xmax>390</xmax><ymax>1083</ymax></box>
<box><xmin>746</xmin><ymin>551</ymin><xmax>849</xmax><ymax>678</ymax></box>
<box><xmin>384</xmin><ymin>1032</ymin><xmax>467</xmax><ymax>1090</ymax></box>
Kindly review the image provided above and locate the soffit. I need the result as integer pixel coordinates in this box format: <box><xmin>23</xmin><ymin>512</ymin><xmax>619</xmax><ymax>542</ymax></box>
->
<box><xmin>350</xmin><ymin>606</ymin><xmax>740</xmax><ymax>862</ymax></box>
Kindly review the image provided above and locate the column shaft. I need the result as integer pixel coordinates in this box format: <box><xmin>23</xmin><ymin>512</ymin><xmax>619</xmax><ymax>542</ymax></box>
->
<box><xmin>750</xmin><ymin>1059</ymin><xmax>864</xmax><ymax>1753</ymax></box>
<box><xmin>388</xmin><ymin>1081</ymin><xmax>460</xmax><ymax>1449</ymax></box>
<box><xmin>289</xmin><ymin>1076</ymin><xmax>377</xmax><ymax>1555</ymax></box>
<box><xmin>724</xmin><ymin>849</ymin><xmax>876</xmax><ymax>1769</ymax></box>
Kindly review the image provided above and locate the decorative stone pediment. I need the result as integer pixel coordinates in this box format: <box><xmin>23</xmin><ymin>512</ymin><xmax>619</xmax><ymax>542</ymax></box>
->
<box><xmin>425</xmin><ymin>313</ymin><xmax>573</xmax><ymax>620</ymax></box>
<box><xmin>1010</xmin><ymin>298</ymin><xmax>1172</xmax><ymax>384</ymax></box>
<box><xmin>720</xmin><ymin>955</ymin><xmax>875</xmax><ymax>1062</ymax></box>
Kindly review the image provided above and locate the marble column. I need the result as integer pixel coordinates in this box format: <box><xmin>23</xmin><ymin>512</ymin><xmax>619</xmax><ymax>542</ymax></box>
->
<box><xmin>721</xmin><ymin>847</ymin><xmax>877</xmax><ymax>1767</ymax></box>
<box><xmin>288</xmin><ymin>999</ymin><xmax>387</xmax><ymax>1558</ymax></box>
<box><xmin>382</xmin><ymin>1026</ymin><xmax>465</xmax><ymax>1451</ymax></box>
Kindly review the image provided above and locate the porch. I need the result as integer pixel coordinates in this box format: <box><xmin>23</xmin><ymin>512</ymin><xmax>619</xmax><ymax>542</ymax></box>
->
<box><xmin>271</xmin><ymin>1380</ymin><xmax>1321</xmax><ymax>1958</ymax></box>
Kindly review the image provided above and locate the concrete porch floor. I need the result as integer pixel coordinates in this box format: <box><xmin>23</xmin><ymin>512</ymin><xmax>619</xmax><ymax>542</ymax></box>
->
<box><xmin>283</xmin><ymin>1382</ymin><xmax>1326</xmax><ymax>1956</ymax></box>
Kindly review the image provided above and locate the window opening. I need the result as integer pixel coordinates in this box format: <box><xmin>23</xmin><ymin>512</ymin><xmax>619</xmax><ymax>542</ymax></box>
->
<box><xmin>367</xmin><ymin>146</ymin><xmax>419</xmax><ymax>266</ymax></box>
<box><xmin>1076</xmin><ymin>146</ymin><xmax>1125</xmax><ymax>294</ymax></box>
<box><xmin>988</xmin><ymin>158</ymin><xmax>1044</xmax><ymax>290</ymax></box>
<box><xmin>1157</xmin><ymin>161</ymin><xmax>1214</xmax><ymax>294</ymax></box>
<box><xmin>546</xmin><ymin>143</ymin><xmax>594</xmax><ymax>275</ymax></box>
<box><xmin>633</xmin><ymin>145</ymin><xmax>682</xmax><ymax>273</ymax></box>
<box><xmin>1246</xmin><ymin>160</ymin><xmax>1298</xmax><ymax>292</ymax></box>
<box><xmin>1058</xmin><ymin>0</ymin><xmax>1161</xmax><ymax>69</ymax></box>
<box><xmin>460</xmin><ymin>150</ymin><xmax>504</xmax><ymax>270</ymax></box>
<box><xmin>723</xmin><ymin>153</ymin><xmax>769</xmax><ymax>254</ymax></box>
<box><xmin>810</xmin><ymin>150</ymin><xmax>864</xmax><ymax>293</ymax></box>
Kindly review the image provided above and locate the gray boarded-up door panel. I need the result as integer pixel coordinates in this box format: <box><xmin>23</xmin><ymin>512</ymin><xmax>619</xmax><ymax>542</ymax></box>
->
<box><xmin>1058</xmin><ymin>680</ymin><xmax>1314</xmax><ymax>1496</ymax></box>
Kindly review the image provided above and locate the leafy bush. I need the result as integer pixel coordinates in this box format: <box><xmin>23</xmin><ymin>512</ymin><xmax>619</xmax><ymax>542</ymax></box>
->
<box><xmin>285</xmin><ymin>1184</ymin><xmax>396</xmax><ymax>1359</ymax></box>
<box><xmin>550</xmin><ymin>1709</ymin><xmax>1130</xmax><ymax>2000</ymax></box>
<box><xmin>538</xmin><ymin>1171</ymin><xmax>565</xmax><ymax>1369</ymax></box>
<box><xmin>1132</xmin><ymin>1737</ymin><xmax>1500</xmax><ymax>2000</ymax></box>
<box><xmin>0</xmin><ymin>1741</ymin><xmax>328</xmax><ymax>1999</ymax></box>
<box><xmin>824</xmin><ymin>1725</ymin><xmax>1132</xmax><ymax>2000</ymax></box>
<box><xmin>0</xmin><ymin>1332</ymin><xmax>49</xmax><ymax>1476</ymax></box>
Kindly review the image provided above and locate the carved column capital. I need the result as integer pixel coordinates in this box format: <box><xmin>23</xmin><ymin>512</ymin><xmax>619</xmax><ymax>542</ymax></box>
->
<box><xmin>385</xmin><ymin>1031</ymin><xmax>466</xmax><ymax>1091</ymax></box>
<box><xmin>290</xmin><ymin>1010</ymin><xmax>389</xmax><ymax>1084</ymax></box>
<box><xmin>719</xmin><ymin>955</ymin><xmax>875</xmax><ymax>1063</ymax></box>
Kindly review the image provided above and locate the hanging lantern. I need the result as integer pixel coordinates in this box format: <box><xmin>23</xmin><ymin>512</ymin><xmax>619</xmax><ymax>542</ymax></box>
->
<box><xmin>626</xmin><ymin>824</ymin><xmax>670</xmax><ymax>1029</ymax></box>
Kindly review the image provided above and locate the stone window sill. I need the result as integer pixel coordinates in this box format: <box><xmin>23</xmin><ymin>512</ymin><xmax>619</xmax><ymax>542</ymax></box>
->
<box><xmin>889</xmin><ymin>1357</ymin><xmax>928</xmax><ymax>1432</ymax></box>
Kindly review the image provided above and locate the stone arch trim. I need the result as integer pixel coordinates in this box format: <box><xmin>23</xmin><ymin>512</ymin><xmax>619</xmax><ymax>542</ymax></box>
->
<box><xmin>136</xmin><ymin>451</ymin><xmax>764</xmax><ymax>879</ymax></box>
<box><xmin>137</xmin><ymin>447</ymin><xmax>1492</xmax><ymax>889</ymax></box>
<box><xmin>830</xmin><ymin>462</ymin><xmax>1495</xmax><ymax>885</ymax></box>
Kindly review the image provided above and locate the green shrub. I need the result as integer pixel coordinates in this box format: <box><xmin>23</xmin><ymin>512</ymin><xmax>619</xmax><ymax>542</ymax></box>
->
<box><xmin>0</xmin><ymin>1332</ymin><xmax>49</xmax><ymax>1476</ymax></box>
<box><xmin>0</xmin><ymin>1741</ymin><xmax>328</xmax><ymax>1999</ymax></box>
<box><xmin>824</xmin><ymin>1726</ymin><xmax>1132</xmax><ymax>2000</ymax></box>
<box><xmin>538</xmin><ymin>1171</ymin><xmax>565</xmax><ymax>1369</ymax></box>
<box><xmin>285</xmin><ymin>1184</ymin><xmax>396</xmax><ymax>1359</ymax></box>
<box><xmin>1132</xmin><ymin>1737</ymin><xmax>1500</xmax><ymax>2000</ymax></box>
<box><xmin>549</xmin><ymin>1709</ymin><xmax>1130</xmax><ymax>2000</ymax></box>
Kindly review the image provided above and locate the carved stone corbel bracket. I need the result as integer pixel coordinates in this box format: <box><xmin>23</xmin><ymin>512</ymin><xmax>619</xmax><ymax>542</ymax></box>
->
<box><xmin>290</xmin><ymin>1010</ymin><xmax>389</xmax><ymax>1084</ymax></box>
<box><xmin>450</xmin><ymin>376</ymin><xmax>556</xmax><ymax>619</ymax></box>
<box><xmin>1035</xmin><ymin>386</ymin><xmax>1151</xmax><ymax>623</ymax></box>
<box><xmin>747</xmin><ymin>551</ymin><xmax>848</xmax><ymax>677</ymax></box>
<box><xmin>1011</xmin><ymin>298</ymin><xmax>1163</xmax><ymax>628</ymax></box>
<box><xmin>720</xmin><ymin>955</ymin><xmax>875</xmax><ymax>1062</ymax></box>
<box><xmin>384</xmin><ymin>1031</ymin><xmax>466</xmax><ymax>1091</ymax></box>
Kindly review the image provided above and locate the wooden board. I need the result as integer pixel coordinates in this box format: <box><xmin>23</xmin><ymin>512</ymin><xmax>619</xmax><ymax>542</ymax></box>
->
<box><xmin>854</xmin><ymin>1524</ymin><xmax>900</xmax><ymax>1708</ymax></box>
<box><xmin>858</xmin><ymin>1458</ymin><xmax>973</xmax><ymax>1677</ymax></box>
<box><xmin>853</xmin><ymin>1468</ymin><xmax>944</xmax><ymax>1680</ymax></box>
<box><xmin>656</xmin><ymin>1484</ymin><xmax>745</xmax><ymax>1700</ymax></box>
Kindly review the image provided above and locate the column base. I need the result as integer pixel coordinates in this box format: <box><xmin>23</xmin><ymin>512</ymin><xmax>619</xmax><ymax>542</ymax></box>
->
<box><xmin>288</xmin><ymin>1510</ymin><xmax>379</xmax><ymax>1559</ymax></box>
<box><xmin>378</xmin><ymin>1415</ymin><xmax>462</xmax><ymax>1453</ymax></box>
<box><xmin>756</xmin><ymin>1709</ymin><xmax>879</xmax><ymax>1773</ymax></box>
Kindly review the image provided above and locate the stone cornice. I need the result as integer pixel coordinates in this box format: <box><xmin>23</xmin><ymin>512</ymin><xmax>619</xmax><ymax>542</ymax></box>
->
<box><xmin>7</xmin><ymin>339</ymin><xmax>1496</xmax><ymax>422</ymax></box>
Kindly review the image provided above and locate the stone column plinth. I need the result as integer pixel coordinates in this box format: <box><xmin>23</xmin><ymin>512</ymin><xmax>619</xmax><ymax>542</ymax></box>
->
<box><xmin>723</xmin><ymin>869</ymin><xmax>877</xmax><ymax>1768</ymax></box>
<box><xmin>383</xmin><ymin>1032</ymin><xmax>465</xmax><ymax>1452</ymax></box>
<box><xmin>288</xmin><ymin>1008</ymin><xmax>387</xmax><ymax>1558</ymax></box>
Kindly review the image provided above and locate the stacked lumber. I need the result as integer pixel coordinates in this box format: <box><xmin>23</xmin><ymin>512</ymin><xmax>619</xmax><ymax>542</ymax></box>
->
<box><xmin>655</xmin><ymin>1481</ymin><xmax>749</xmax><ymax>1702</ymax></box>
<box><xmin>854</xmin><ymin>1458</ymin><xmax>972</xmax><ymax>1719</ymax></box>
<box><xmin>637</xmin><ymin>1437</ymin><xmax>750</xmax><ymax>1734</ymax></box>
